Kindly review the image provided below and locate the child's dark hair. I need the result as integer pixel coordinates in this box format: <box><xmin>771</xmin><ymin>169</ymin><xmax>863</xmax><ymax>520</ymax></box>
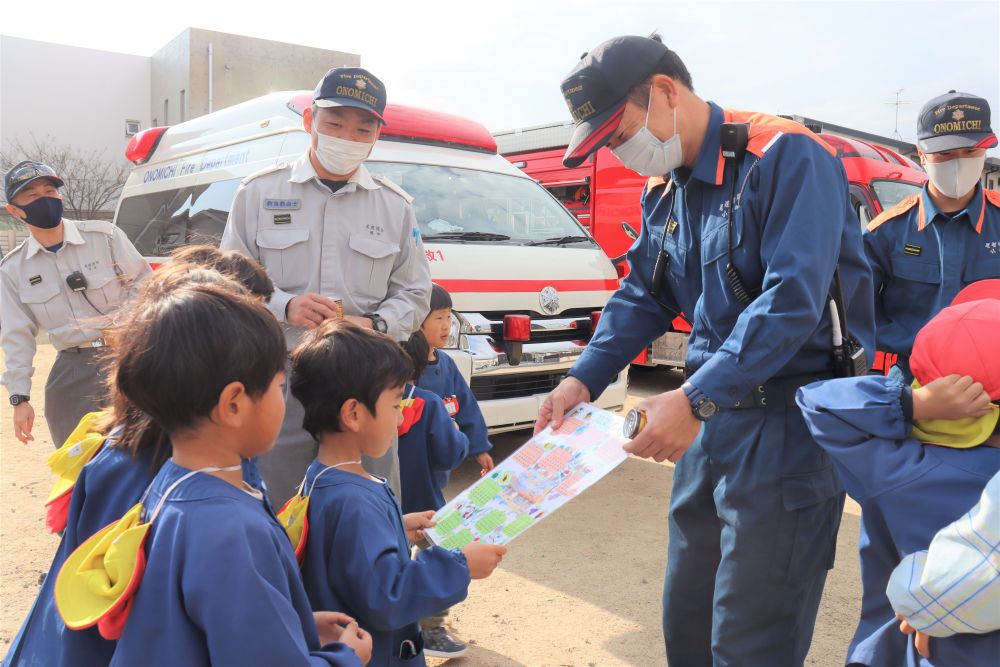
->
<box><xmin>403</xmin><ymin>332</ymin><xmax>430</xmax><ymax>379</ymax></box>
<box><xmin>113</xmin><ymin>282</ymin><xmax>286</xmax><ymax>435</ymax></box>
<box><xmin>101</xmin><ymin>266</ymin><xmax>253</xmax><ymax>467</ymax></box>
<box><xmin>169</xmin><ymin>244</ymin><xmax>274</xmax><ymax>301</ymax></box>
<box><xmin>291</xmin><ymin>321</ymin><xmax>413</xmax><ymax>440</ymax></box>
<box><xmin>429</xmin><ymin>283</ymin><xmax>453</xmax><ymax>312</ymax></box>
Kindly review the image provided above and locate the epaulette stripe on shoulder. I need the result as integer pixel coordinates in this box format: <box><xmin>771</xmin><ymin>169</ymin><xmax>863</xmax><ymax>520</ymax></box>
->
<box><xmin>0</xmin><ymin>241</ymin><xmax>27</xmax><ymax>266</ymax></box>
<box><xmin>866</xmin><ymin>195</ymin><xmax>919</xmax><ymax>232</ymax></box>
<box><xmin>242</xmin><ymin>162</ymin><xmax>288</xmax><ymax>184</ymax></box>
<box><xmin>76</xmin><ymin>220</ymin><xmax>116</xmax><ymax>235</ymax></box>
<box><xmin>725</xmin><ymin>109</ymin><xmax>837</xmax><ymax>159</ymax></box>
<box><xmin>372</xmin><ymin>174</ymin><xmax>414</xmax><ymax>204</ymax></box>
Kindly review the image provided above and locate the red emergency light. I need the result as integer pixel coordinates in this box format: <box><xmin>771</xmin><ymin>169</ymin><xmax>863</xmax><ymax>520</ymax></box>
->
<box><xmin>125</xmin><ymin>127</ymin><xmax>168</xmax><ymax>165</ymax></box>
<box><xmin>286</xmin><ymin>95</ymin><xmax>497</xmax><ymax>153</ymax></box>
<box><xmin>590</xmin><ymin>310</ymin><xmax>602</xmax><ymax>332</ymax></box>
<box><xmin>503</xmin><ymin>314</ymin><xmax>531</xmax><ymax>342</ymax></box>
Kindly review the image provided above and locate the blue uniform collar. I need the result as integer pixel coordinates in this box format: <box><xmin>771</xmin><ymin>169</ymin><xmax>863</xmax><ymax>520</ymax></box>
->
<box><xmin>143</xmin><ymin>459</ymin><xmax>264</xmax><ymax>520</ymax></box>
<box><xmin>672</xmin><ymin>102</ymin><xmax>725</xmax><ymax>188</ymax></box>
<box><xmin>918</xmin><ymin>183</ymin><xmax>986</xmax><ymax>234</ymax></box>
<box><xmin>305</xmin><ymin>458</ymin><xmax>391</xmax><ymax>493</ymax></box>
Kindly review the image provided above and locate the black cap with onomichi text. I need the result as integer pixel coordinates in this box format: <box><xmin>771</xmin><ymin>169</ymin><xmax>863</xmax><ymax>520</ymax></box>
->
<box><xmin>4</xmin><ymin>160</ymin><xmax>64</xmax><ymax>203</ymax></box>
<box><xmin>560</xmin><ymin>35</ymin><xmax>671</xmax><ymax>168</ymax></box>
<box><xmin>313</xmin><ymin>67</ymin><xmax>387</xmax><ymax>123</ymax></box>
<box><xmin>917</xmin><ymin>91</ymin><xmax>997</xmax><ymax>153</ymax></box>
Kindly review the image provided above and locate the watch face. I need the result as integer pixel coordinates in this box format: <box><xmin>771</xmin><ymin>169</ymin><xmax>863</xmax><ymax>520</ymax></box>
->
<box><xmin>696</xmin><ymin>401</ymin><xmax>718</xmax><ymax>420</ymax></box>
<box><xmin>623</xmin><ymin>408</ymin><xmax>647</xmax><ymax>439</ymax></box>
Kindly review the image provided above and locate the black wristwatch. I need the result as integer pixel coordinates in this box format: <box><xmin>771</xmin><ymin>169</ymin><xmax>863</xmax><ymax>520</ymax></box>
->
<box><xmin>9</xmin><ymin>394</ymin><xmax>30</xmax><ymax>406</ymax></box>
<box><xmin>681</xmin><ymin>382</ymin><xmax>717</xmax><ymax>421</ymax></box>
<box><xmin>366</xmin><ymin>313</ymin><xmax>388</xmax><ymax>334</ymax></box>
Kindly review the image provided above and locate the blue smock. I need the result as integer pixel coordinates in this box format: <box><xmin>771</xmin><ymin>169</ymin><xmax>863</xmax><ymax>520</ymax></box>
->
<box><xmin>110</xmin><ymin>460</ymin><xmax>359</xmax><ymax>667</ymax></box>
<box><xmin>417</xmin><ymin>351</ymin><xmax>492</xmax><ymax>458</ymax></box>
<box><xmin>797</xmin><ymin>375</ymin><xmax>1000</xmax><ymax>666</ymax></box>
<box><xmin>397</xmin><ymin>384</ymin><xmax>469</xmax><ymax>514</ymax></box>
<box><xmin>299</xmin><ymin>461</ymin><xmax>471</xmax><ymax>666</ymax></box>
<box><xmin>4</xmin><ymin>447</ymin><xmax>265</xmax><ymax>667</ymax></box>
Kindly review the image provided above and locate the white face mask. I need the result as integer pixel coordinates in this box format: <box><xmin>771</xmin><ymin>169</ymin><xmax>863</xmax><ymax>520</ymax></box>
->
<box><xmin>611</xmin><ymin>89</ymin><xmax>682</xmax><ymax>177</ymax></box>
<box><xmin>313</xmin><ymin>131</ymin><xmax>374</xmax><ymax>175</ymax></box>
<box><xmin>924</xmin><ymin>154</ymin><xmax>985</xmax><ymax>199</ymax></box>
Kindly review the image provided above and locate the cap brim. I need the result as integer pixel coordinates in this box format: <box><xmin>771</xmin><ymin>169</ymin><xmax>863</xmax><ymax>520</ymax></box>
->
<box><xmin>8</xmin><ymin>175</ymin><xmax>64</xmax><ymax>202</ymax></box>
<box><xmin>313</xmin><ymin>98</ymin><xmax>385</xmax><ymax>123</ymax></box>
<box><xmin>918</xmin><ymin>132</ymin><xmax>997</xmax><ymax>153</ymax></box>
<box><xmin>563</xmin><ymin>103</ymin><xmax>626</xmax><ymax>168</ymax></box>
<box><xmin>951</xmin><ymin>279</ymin><xmax>1000</xmax><ymax>306</ymax></box>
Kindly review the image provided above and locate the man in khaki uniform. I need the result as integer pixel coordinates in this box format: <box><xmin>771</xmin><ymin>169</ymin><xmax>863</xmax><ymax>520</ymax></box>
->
<box><xmin>221</xmin><ymin>67</ymin><xmax>431</xmax><ymax>505</ymax></box>
<box><xmin>2</xmin><ymin>161</ymin><xmax>150</xmax><ymax>447</ymax></box>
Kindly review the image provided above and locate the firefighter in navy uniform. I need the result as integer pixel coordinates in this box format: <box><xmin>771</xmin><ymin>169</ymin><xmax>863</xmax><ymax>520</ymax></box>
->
<box><xmin>535</xmin><ymin>35</ymin><xmax>875</xmax><ymax>666</ymax></box>
<box><xmin>865</xmin><ymin>91</ymin><xmax>1000</xmax><ymax>383</ymax></box>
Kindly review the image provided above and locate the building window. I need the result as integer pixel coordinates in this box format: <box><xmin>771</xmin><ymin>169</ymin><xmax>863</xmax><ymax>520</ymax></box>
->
<box><xmin>164</xmin><ymin>99</ymin><xmax>169</xmax><ymax>126</ymax></box>
<box><xmin>125</xmin><ymin>120</ymin><xmax>141</xmax><ymax>136</ymax></box>
<box><xmin>180</xmin><ymin>90</ymin><xmax>186</xmax><ymax>122</ymax></box>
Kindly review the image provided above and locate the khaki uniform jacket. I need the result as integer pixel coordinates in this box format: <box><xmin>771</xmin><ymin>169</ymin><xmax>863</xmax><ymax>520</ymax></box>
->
<box><xmin>0</xmin><ymin>219</ymin><xmax>152</xmax><ymax>397</ymax></box>
<box><xmin>220</xmin><ymin>153</ymin><xmax>432</xmax><ymax>346</ymax></box>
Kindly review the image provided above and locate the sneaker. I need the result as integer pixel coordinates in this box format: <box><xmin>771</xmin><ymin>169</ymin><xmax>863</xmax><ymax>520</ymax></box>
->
<box><xmin>422</xmin><ymin>626</ymin><xmax>468</xmax><ymax>658</ymax></box>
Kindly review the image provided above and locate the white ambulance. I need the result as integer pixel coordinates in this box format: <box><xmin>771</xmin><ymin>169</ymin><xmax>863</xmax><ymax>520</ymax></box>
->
<box><xmin>114</xmin><ymin>92</ymin><xmax>627</xmax><ymax>433</ymax></box>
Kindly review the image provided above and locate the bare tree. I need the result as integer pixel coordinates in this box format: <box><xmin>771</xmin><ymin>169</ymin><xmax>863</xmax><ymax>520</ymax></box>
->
<box><xmin>1</xmin><ymin>134</ymin><xmax>129</xmax><ymax>220</ymax></box>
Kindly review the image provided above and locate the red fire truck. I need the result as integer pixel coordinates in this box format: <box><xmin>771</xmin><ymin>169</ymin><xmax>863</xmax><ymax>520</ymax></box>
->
<box><xmin>497</xmin><ymin>120</ymin><xmax>928</xmax><ymax>371</ymax></box>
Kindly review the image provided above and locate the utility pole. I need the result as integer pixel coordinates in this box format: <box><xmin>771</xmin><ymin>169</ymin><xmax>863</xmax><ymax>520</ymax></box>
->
<box><xmin>886</xmin><ymin>88</ymin><xmax>912</xmax><ymax>141</ymax></box>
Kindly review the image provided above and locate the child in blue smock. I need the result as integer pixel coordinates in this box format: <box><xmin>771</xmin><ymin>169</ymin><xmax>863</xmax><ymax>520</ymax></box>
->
<box><xmin>4</xmin><ymin>251</ymin><xmax>276</xmax><ymax>667</ymax></box>
<box><xmin>397</xmin><ymin>332</ymin><xmax>470</xmax><ymax>516</ymax></box>
<box><xmin>412</xmin><ymin>284</ymin><xmax>494</xmax><ymax>482</ymax></box>
<box><xmin>796</xmin><ymin>287</ymin><xmax>1000</xmax><ymax>667</ymax></box>
<box><xmin>53</xmin><ymin>281</ymin><xmax>370</xmax><ymax>666</ymax></box>
<box><xmin>290</xmin><ymin>321</ymin><xmax>507</xmax><ymax>666</ymax></box>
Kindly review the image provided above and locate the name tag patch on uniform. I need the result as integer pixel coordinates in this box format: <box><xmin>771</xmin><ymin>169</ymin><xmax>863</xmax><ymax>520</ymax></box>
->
<box><xmin>29</xmin><ymin>275</ymin><xmax>42</xmax><ymax>285</ymax></box>
<box><xmin>666</xmin><ymin>219</ymin><xmax>679</xmax><ymax>235</ymax></box>
<box><xmin>904</xmin><ymin>244</ymin><xmax>922</xmax><ymax>256</ymax></box>
<box><xmin>264</xmin><ymin>199</ymin><xmax>301</xmax><ymax>210</ymax></box>
<box><xmin>273</xmin><ymin>214</ymin><xmax>292</xmax><ymax>225</ymax></box>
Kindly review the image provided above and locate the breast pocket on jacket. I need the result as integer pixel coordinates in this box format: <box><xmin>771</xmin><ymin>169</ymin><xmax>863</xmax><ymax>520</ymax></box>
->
<box><xmin>347</xmin><ymin>233</ymin><xmax>399</xmax><ymax>302</ymax></box>
<box><xmin>83</xmin><ymin>268</ymin><xmax>124</xmax><ymax>314</ymax></box>
<box><xmin>20</xmin><ymin>279</ymin><xmax>64</xmax><ymax>331</ymax></box>
<box><xmin>890</xmin><ymin>252</ymin><xmax>940</xmax><ymax>283</ymax></box>
<box><xmin>256</xmin><ymin>229</ymin><xmax>311</xmax><ymax>292</ymax></box>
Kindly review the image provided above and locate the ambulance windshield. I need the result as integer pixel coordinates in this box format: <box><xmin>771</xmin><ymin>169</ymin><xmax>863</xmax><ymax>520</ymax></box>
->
<box><xmin>366</xmin><ymin>162</ymin><xmax>594</xmax><ymax>246</ymax></box>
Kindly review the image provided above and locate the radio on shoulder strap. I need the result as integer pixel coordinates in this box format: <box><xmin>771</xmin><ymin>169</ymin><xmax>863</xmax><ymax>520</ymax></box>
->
<box><xmin>720</xmin><ymin>122</ymin><xmax>759</xmax><ymax>308</ymax></box>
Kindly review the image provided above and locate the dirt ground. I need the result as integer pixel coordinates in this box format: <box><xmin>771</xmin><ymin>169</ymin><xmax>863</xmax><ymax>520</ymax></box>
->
<box><xmin>1</xmin><ymin>345</ymin><xmax>863</xmax><ymax>666</ymax></box>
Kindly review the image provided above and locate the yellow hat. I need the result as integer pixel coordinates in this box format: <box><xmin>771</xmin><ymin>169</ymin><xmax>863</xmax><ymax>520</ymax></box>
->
<box><xmin>276</xmin><ymin>494</ymin><xmax>310</xmax><ymax>566</ymax></box>
<box><xmin>55</xmin><ymin>503</ymin><xmax>151</xmax><ymax>639</ymax></box>
<box><xmin>46</xmin><ymin>411</ymin><xmax>108</xmax><ymax>505</ymax></box>
<box><xmin>911</xmin><ymin>381</ymin><xmax>1000</xmax><ymax>448</ymax></box>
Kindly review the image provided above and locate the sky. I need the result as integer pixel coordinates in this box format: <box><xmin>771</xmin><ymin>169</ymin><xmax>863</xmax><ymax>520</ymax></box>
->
<box><xmin>2</xmin><ymin>0</ymin><xmax>998</xmax><ymax>147</ymax></box>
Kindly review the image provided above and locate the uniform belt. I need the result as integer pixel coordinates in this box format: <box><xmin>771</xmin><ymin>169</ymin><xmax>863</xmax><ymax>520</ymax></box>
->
<box><xmin>684</xmin><ymin>368</ymin><xmax>834</xmax><ymax>410</ymax></box>
<box><xmin>63</xmin><ymin>337</ymin><xmax>108</xmax><ymax>352</ymax></box>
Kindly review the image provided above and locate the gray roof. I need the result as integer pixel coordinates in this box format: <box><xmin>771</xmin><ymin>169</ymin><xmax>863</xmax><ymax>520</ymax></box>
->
<box><xmin>494</xmin><ymin>121</ymin><xmax>575</xmax><ymax>155</ymax></box>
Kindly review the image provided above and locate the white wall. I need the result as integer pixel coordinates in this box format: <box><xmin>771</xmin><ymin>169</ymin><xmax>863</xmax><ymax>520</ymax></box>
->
<box><xmin>0</xmin><ymin>35</ymin><xmax>151</xmax><ymax>166</ymax></box>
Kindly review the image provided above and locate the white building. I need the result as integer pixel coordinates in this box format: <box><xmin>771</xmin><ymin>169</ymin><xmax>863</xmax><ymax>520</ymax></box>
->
<box><xmin>0</xmin><ymin>30</ymin><xmax>358</xmax><ymax>253</ymax></box>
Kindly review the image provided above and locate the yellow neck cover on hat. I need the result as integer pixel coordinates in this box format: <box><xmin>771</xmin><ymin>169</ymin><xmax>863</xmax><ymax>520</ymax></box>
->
<box><xmin>910</xmin><ymin>380</ymin><xmax>1000</xmax><ymax>448</ymax></box>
